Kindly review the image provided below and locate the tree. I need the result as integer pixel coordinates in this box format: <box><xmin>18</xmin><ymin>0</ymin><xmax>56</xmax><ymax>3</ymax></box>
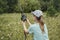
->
<box><xmin>53</xmin><ymin>0</ymin><xmax>60</xmax><ymax>12</ymax></box>
<box><xmin>19</xmin><ymin>0</ymin><xmax>40</xmax><ymax>13</ymax></box>
<box><xmin>47</xmin><ymin>0</ymin><xmax>57</xmax><ymax>17</ymax></box>
<box><xmin>0</xmin><ymin>0</ymin><xmax>8</xmax><ymax>13</ymax></box>
<box><xmin>7</xmin><ymin>0</ymin><xmax>18</xmax><ymax>13</ymax></box>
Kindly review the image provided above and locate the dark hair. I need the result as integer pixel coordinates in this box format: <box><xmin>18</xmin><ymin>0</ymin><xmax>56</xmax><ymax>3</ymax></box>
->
<box><xmin>36</xmin><ymin>16</ymin><xmax>44</xmax><ymax>32</ymax></box>
<box><xmin>36</xmin><ymin>16</ymin><xmax>41</xmax><ymax>21</ymax></box>
<box><xmin>33</xmin><ymin>14</ymin><xmax>44</xmax><ymax>25</ymax></box>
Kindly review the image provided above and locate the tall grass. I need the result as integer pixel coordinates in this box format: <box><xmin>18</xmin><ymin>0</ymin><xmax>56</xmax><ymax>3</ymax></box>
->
<box><xmin>0</xmin><ymin>13</ymin><xmax>60</xmax><ymax>40</ymax></box>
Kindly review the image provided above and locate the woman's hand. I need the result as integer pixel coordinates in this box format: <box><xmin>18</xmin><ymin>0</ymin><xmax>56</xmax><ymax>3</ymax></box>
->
<box><xmin>21</xmin><ymin>18</ymin><xmax>31</xmax><ymax>34</ymax></box>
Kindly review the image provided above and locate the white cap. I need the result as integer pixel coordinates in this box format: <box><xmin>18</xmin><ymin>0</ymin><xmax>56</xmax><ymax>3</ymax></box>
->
<box><xmin>31</xmin><ymin>10</ymin><xmax>43</xmax><ymax>17</ymax></box>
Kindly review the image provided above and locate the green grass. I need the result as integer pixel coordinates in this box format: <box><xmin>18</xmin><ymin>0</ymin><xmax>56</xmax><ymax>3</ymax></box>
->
<box><xmin>0</xmin><ymin>13</ymin><xmax>60</xmax><ymax>40</ymax></box>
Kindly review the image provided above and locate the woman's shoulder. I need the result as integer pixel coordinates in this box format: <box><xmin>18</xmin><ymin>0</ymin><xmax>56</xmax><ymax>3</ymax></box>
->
<box><xmin>44</xmin><ymin>24</ymin><xmax>46</xmax><ymax>26</ymax></box>
<box><xmin>31</xmin><ymin>23</ymin><xmax>46</xmax><ymax>27</ymax></box>
<box><xmin>30</xmin><ymin>23</ymin><xmax>39</xmax><ymax>27</ymax></box>
<box><xmin>30</xmin><ymin>23</ymin><xmax>36</xmax><ymax>27</ymax></box>
<box><xmin>44</xmin><ymin>24</ymin><xmax>47</xmax><ymax>29</ymax></box>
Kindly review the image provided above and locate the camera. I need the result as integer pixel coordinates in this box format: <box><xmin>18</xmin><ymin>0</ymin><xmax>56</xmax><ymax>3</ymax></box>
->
<box><xmin>21</xmin><ymin>14</ymin><xmax>27</xmax><ymax>22</ymax></box>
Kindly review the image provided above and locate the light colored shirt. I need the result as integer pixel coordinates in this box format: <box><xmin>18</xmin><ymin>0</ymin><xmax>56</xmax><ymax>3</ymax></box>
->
<box><xmin>28</xmin><ymin>23</ymin><xmax>49</xmax><ymax>40</ymax></box>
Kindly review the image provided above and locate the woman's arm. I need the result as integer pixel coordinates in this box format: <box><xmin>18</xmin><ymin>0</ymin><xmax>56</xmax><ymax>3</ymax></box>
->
<box><xmin>22</xmin><ymin>21</ymin><xmax>29</xmax><ymax>34</ymax></box>
<box><xmin>27</xmin><ymin>19</ymin><xmax>31</xmax><ymax>26</ymax></box>
<box><xmin>22</xmin><ymin>19</ymin><xmax>31</xmax><ymax>34</ymax></box>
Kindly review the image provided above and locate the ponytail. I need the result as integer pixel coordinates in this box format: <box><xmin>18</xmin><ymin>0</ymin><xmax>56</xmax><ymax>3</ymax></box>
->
<box><xmin>36</xmin><ymin>16</ymin><xmax>44</xmax><ymax>32</ymax></box>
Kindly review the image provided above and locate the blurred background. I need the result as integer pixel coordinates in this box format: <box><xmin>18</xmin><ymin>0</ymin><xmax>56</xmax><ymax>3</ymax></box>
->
<box><xmin>0</xmin><ymin>0</ymin><xmax>60</xmax><ymax>40</ymax></box>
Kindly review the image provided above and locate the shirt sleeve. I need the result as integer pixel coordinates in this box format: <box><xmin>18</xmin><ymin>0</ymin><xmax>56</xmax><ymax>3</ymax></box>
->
<box><xmin>28</xmin><ymin>25</ymin><xmax>33</xmax><ymax>34</ymax></box>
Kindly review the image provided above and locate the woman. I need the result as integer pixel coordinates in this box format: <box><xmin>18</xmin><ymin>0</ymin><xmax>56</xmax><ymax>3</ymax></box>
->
<box><xmin>22</xmin><ymin>10</ymin><xmax>49</xmax><ymax>40</ymax></box>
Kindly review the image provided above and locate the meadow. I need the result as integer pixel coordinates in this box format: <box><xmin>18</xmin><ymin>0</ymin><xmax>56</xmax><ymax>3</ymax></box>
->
<box><xmin>0</xmin><ymin>13</ymin><xmax>60</xmax><ymax>40</ymax></box>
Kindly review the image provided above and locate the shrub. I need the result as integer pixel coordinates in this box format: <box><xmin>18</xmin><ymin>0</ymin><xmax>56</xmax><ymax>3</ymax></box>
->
<box><xmin>47</xmin><ymin>7</ymin><xmax>57</xmax><ymax>17</ymax></box>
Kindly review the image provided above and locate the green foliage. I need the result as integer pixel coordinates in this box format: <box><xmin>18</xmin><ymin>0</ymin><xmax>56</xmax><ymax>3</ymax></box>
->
<box><xmin>0</xmin><ymin>0</ymin><xmax>60</xmax><ymax>16</ymax></box>
<box><xmin>38</xmin><ymin>0</ymin><xmax>48</xmax><ymax>11</ymax></box>
<box><xmin>0</xmin><ymin>0</ymin><xmax>18</xmax><ymax>13</ymax></box>
<box><xmin>7</xmin><ymin>0</ymin><xmax>18</xmax><ymax>13</ymax></box>
<box><xmin>19</xmin><ymin>0</ymin><xmax>40</xmax><ymax>12</ymax></box>
<box><xmin>0</xmin><ymin>0</ymin><xmax>8</xmax><ymax>13</ymax></box>
<box><xmin>53</xmin><ymin>0</ymin><xmax>60</xmax><ymax>12</ymax></box>
<box><xmin>47</xmin><ymin>7</ymin><xmax>57</xmax><ymax>17</ymax></box>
